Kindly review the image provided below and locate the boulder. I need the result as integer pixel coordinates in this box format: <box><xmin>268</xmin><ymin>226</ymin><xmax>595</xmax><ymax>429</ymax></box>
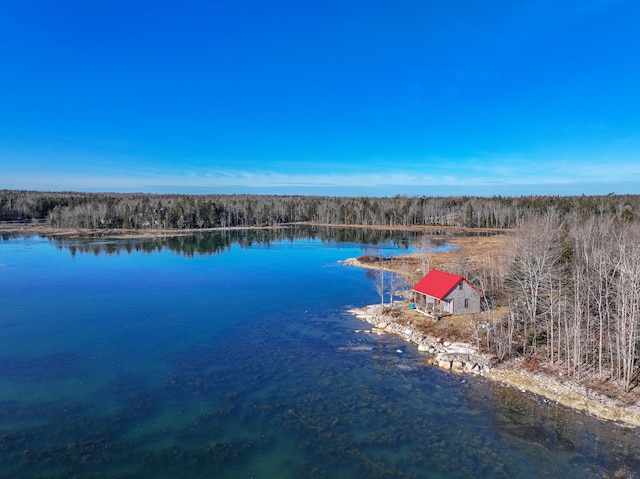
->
<box><xmin>451</xmin><ymin>360</ymin><xmax>465</xmax><ymax>372</ymax></box>
<box><xmin>444</xmin><ymin>343</ymin><xmax>478</xmax><ymax>355</ymax></box>
<box><xmin>438</xmin><ymin>359</ymin><xmax>452</xmax><ymax>370</ymax></box>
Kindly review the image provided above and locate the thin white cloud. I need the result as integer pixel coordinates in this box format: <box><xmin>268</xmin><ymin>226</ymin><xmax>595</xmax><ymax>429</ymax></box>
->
<box><xmin>6</xmin><ymin>159</ymin><xmax>639</xmax><ymax>194</ymax></box>
<box><xmin>4</xmin><ymin>147</ymin><xmax>639</xmax><ymax>195</ymax></box>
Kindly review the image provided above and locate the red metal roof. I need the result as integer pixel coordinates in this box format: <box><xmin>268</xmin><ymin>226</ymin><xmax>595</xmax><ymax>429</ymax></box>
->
<box><xmin>412</xmin><ymin>269</ymin><xmax>465</xmax><ymax>300</ymax></box>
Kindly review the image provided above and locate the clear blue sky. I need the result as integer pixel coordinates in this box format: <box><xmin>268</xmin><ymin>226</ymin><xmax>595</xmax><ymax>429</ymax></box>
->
<box><xmin>1</xmin><ymin>0</ymin><xmax>639</xmax><ymax>197</ymax></box>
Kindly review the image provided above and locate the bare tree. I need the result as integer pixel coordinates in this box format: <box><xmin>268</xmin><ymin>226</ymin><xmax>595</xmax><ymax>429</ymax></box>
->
<box><xmin>612</xmin><ymin>224</ymin><xmax>640</xmax><ymax>391</ymax></box>
<box><xmin>414</xmin><ymin>234</ymin><xmax>434</xmax><ymax>276</ymax></box>
<box><xmin>505</xmin><ymin>213</ymin><xmax>563</xmax><ymax>356</ymax></box>
<box><xmin>366</xmin><ymin>268</ymin><xmax>386</xmax><ymax>315</ymax></box>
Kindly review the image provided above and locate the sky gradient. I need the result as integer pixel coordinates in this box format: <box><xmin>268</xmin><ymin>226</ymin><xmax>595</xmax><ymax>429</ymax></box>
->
<box><xmin>2</xmin><ymin>1</ymin><xmax>639</xmax><ymax>197</ymax></box>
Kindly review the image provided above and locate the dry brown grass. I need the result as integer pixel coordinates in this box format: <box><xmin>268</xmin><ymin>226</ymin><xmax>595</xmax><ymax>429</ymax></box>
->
<box><xmin>382</xmin><ymin>233</ymin><xmax>515</xmax><ymax>278</ymax></box>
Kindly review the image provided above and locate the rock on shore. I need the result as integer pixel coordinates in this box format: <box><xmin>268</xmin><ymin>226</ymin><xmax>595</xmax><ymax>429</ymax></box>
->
<box><xmin>348</xmin><ymin>304</ymin><xmax>491</xmax><ymax>376</ymax></box>
<box><xmin>348</xmin><ymin>303</ymin><xmax>640</xmax><ymax>428</ymax></box>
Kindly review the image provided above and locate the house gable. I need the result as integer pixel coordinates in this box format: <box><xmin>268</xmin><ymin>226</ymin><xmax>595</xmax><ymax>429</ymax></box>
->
<box><xmin>412</xmin><ymin>269</ymin><xmax>465</xmax><ymax>300</ymax></box>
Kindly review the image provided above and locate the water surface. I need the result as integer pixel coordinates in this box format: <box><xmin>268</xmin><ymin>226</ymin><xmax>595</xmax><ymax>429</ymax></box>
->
<box><xmin>1</xmin><ymin>228</ymin><xmax>639</xmax><ymax>478</ymax></box>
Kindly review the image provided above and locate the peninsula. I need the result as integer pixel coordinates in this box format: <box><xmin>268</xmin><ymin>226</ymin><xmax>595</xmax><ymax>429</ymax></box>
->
<box><xmin>344</xmin><ymin>232</ymin><xmax>640</xmax><ymax>428</ymax></box>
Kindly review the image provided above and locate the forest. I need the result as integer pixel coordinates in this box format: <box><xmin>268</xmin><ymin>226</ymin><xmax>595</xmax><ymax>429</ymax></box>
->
<box><xmin>481</xmin><ymin>214</ymin><xmax>640</xmax><ymax>394</ymax></box>
<box><xmin>0</xmin><ymin>189</ymin><xmax>638</xmax><ymax>229</ymax></box>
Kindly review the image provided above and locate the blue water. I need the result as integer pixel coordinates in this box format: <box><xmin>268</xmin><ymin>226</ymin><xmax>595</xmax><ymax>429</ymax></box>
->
<box><xmin>1</xmin><ymin>229</ymin><xmax>639</xmax><ymax>478</ymax></box>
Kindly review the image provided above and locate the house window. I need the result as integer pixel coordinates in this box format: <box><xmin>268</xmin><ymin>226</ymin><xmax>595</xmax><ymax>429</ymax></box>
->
<box><xmin>458</xmin><ymin>282</ymin><xmax>463</xmax><ymax>290</ymax></box>
<box><xmin>464</xmin><ymin>298</ymin><xmax>469</xmax><ymax>308</ymax></box>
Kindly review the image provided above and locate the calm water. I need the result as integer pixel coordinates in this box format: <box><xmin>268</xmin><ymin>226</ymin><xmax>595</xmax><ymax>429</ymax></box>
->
<box><xmin>1</xmin><ymin>228</ymin><xmax>639</xmax><ymax>479</ymax></box>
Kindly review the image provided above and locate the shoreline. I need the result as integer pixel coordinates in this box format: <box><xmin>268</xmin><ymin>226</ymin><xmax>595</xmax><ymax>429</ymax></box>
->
<box><xmin>0</xmin><ymin>223</ymin><xmax>286</xmax><ymax>239</ymax></box>
<box><xmin>349</xmin><ymin>303</ymin><xmax>491</xmax><ymax>375</ymax></box>
<box><xmin>6</xmin><ymin>223</ymin><xmax>640</xmax><ymax>427</ymax></box>
<box><xmin>349</xmin><ymin>302</ymin><xmax>640</xmax><ymax>428</ymax></box>
<box><xmin>0</xmin><ymin>222</ymin><xmax>510</xmax><ymax>240</ymax></box>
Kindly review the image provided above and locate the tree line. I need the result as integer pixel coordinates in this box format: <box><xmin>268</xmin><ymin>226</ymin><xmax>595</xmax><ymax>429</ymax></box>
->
<box><xmin>1</xmin><ymin>190</ymin><xmax>637</xmax><ymax>229</ymax></box>
<box><xmin>473</xmin><ymin>214</ymin><xmax>640</xmax><ymax>393</ymax></box>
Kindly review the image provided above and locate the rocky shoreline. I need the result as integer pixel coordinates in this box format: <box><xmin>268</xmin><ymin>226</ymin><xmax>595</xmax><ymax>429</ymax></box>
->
<box><xmin>349</xmin><ymin>304</ymin><xmax>491</xmax><ymax>375</ymax></box>
<box><xmin>349</xmin><ymin>303</ymin><xmax>640</xmax><ymax>429</ymax></box>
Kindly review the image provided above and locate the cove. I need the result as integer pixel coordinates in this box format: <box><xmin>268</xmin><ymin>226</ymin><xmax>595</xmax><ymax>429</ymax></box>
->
<box><xmin>1</xmin><ymin>228</ymin><xmax>639</xmax><ymax>478</ymax></box>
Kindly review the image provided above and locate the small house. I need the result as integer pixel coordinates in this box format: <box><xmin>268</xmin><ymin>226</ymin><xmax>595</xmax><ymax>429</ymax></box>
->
<box><xmin>412</xmin><ymin>269</ymin><xmax>481</xmax><ymax>319</ymax></box>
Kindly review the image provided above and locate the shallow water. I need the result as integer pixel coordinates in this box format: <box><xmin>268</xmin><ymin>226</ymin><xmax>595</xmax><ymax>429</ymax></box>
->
<box><xmin>1</xmin><ymin>228</ymin><xmax>639</xmax><ymax>478</ymax></box>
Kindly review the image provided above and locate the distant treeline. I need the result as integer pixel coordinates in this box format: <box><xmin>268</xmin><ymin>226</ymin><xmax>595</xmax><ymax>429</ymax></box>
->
<box><xmin>0</xmin><ymin>190</ymin><xmax>637</xmax><ymax>229</ymax></box>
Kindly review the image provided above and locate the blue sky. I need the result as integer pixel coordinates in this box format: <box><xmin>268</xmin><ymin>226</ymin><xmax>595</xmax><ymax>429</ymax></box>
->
<box><xmin>1</xmin><ymin>0</ymin><xmax>639</xmax><ymax>197</ymax></box>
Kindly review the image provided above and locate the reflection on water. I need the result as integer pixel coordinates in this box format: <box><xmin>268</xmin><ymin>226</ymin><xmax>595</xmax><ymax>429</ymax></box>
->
<box><xmin>1</xmin><ymin>229</ymin><xmax>639</xmax><ymax>478</ymax></box>
<box><xmin>49</xmin><ymin>226</ymin><xmax>424</xmax><ymax>258</ymax></box>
